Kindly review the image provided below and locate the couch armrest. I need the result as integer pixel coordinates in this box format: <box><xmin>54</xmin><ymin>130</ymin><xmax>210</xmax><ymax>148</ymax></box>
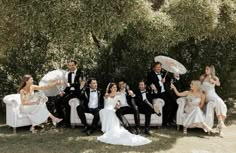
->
<box><xmin>152</xmin><ymin>98</ymin><xmax>165</xmax><ymax>107</ymax></box>
<box><xmin>69</xmin><ymin>98</ymin><xmax>80</xmax><ymax>107</ymax></box>
<box><xmin>3</xmin><ymin>94</ymin><xmax>21</xmax><ymax>107</ymax></box>
<box><xmin>176</xmin><ymin>97</ymin><xmax>187</xmax><ymax>125</ymax></box>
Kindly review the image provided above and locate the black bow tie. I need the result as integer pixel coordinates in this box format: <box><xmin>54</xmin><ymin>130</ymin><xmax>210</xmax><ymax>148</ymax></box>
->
<box><xmin>70</xmin><ymin>71</ymin><xmax>74</xmax><ymax>74</ymax></box>
<box><xmin>156</xmin><ymin>73</ymin><xmax>161</xmax><ymax>75</ymax></box>
<box><xmin>91</xmin><ymin>90</ymin><xmax>97</xmax><ymax>92</ymax></box>
<box><xmin>141</xmin><ymin>91</ymin><xmax>146</xmax><ymax>94</ymax></box>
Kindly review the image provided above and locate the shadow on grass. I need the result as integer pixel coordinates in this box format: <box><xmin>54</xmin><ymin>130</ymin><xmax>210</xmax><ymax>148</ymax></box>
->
<box><xmin>0</xmin><ymin>122</ymin><xmax>219</xmax><ymax>153</ymax></box>
<box><xmin>1</xmin><ymin>108</ymin><xmax>235</xmax><ymax>153</ymax></box>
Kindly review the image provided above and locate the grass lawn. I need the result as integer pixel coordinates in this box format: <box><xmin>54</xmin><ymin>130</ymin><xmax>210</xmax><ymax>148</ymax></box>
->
<box><xmin>0</xmin><ymin>108</ymin><xmax>236</xmax><ymax>153</ymax></box>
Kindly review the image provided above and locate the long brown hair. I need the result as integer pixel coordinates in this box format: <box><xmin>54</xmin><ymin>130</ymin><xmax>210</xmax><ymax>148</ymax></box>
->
<box><xmin>106</xmin><ymin>83</ymin><xmax>116</xmax><ymax>94</ymax></box>
<box><xmin>17</xmin><ymin>75</ymin><xmax>32</xmax><ymax>93</ymax></box>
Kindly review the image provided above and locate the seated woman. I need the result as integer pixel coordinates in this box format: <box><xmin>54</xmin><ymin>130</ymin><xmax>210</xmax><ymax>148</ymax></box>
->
<box><xmin>97</xmin><ymin>83</ymin><xmax>151</xmax><ymax>146</ymax></box>
<box><xmin>171</xmin><ymin>80</ymin><xmax>214</xmax><ymax>135</ymax></box>
<box><xmin>19</xmin><ymin>74</ymin><xmax>63</xmax><ymax>133</ymax></box>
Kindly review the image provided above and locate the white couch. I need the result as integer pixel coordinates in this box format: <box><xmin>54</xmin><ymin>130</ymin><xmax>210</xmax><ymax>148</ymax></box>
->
<box><xmin>176</xmin><ymin>97</ymin><xmax>216</xmax><ymax>130</ymax></box>
<box><xmin>3</xmin><ymin>93</ymin><xmax>48</xmax><ymax>133</ymax></box>
<box><xmin>69</xmin><ymin>98</ymin><xmax>165</xmax><ymax>128</ymax></box>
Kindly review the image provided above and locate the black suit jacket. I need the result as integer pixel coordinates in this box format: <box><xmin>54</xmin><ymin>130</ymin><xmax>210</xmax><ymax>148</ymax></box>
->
<box><xmin>134</xmin><ymin>90</ymin><xmax>158</xmax><ymax>106</ymax></box>
<box><xmin>80</xmin><ymin>88</ymin><xmax>104</xmax><ymax>109</ymax></box>
<box><xmin>119</xmin><ymin>89</ymin><xmax>136</xmax><ymax>107</ymax></box>
<box><xmin>64</xmin><ymin>70</ymin><xmax>81</xmax><ymax>96</ymax></box>
<box><xmin>146</xmin><ymin>71</ymin><xmax>170</xmax><ymax>96</ymax></box>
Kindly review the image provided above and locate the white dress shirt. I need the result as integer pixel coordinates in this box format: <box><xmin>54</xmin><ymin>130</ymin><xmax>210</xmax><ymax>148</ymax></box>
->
<box><xmin>156</xmin><ymin>72</ymin><xmax>165</xmax><ymax>93</ymax></box>
<box><xmin>65</xmin><ymin>69</ymin><xmax>77</xmax><ymax>85</ymax></box>
<box><xmin>141</xmin><ymin>90</ymin><xmax>147</xmax><ymax>101</ymax></box>
<box><xmin>88</xmin><ymin>89</ymin><xmax>99</xmax><ymax>109</ymax></box>
<box><xmin>118</xmin><ymin>90</ymin><xmax>129</xmax><ymax>107</ymax></box>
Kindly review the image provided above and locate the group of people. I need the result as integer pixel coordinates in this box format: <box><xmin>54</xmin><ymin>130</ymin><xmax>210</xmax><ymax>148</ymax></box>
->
<box><xmin>18</xmin><ymin>60</ymin><xmax>227</xmax><ymax>146</ymax></box>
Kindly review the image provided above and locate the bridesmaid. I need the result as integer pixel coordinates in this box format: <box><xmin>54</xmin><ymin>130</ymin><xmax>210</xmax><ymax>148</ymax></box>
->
<box><xmin>200</xmin><ymin>65</ymin><xmax>227</xmax><ymax>135</ymax></box>
<box><xmin>18</xmin><ymin>74</ymin><xmax>63</xmax><ymax>133</ymax></box>
<box><xmin>171</xmin><ymin>80</ymin><xmax>214</xmax><ymax>135</ymax></box>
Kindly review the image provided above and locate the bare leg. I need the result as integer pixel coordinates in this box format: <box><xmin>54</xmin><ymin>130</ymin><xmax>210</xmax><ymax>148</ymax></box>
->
<box><xmin>183</xmin><ymin>127</ymin><xmax>187</xmax><ymax>135</ymax></box>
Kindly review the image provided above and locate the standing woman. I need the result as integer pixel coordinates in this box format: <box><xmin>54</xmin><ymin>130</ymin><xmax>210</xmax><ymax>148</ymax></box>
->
<box><xmin>201</xmin><ymin>65</ymin><xmax>227</xmax><ymax>135</ymax></box>
<box><xmin>171</xmin><ymin>80</ymin><xmax>213</xmax><ymax>135</ymax></box>
<box><xmin>18</xmin><ymin>74</ymin><xmax>63</xmax><ymax>133</ymax></box>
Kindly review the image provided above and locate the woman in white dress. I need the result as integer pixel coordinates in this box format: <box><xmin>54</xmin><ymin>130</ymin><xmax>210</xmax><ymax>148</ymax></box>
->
<box><xmin>18</xmin><ymin>74</ymin><xmax>63</xmax><ymax>133</ymax></box>
<box><xmin>200</xmin><ymin>65</ymin><xmax>227</xmax><ymax>134</ymax></box>
<box><xmin>97</xmin><ymin>83</ymin><xmax>151</xmax><ymax>146</ymax></box>
<box><xmin>171</xmin><ymin>80</ymin><xmax>214</xmax><ymax>135</ymax></box>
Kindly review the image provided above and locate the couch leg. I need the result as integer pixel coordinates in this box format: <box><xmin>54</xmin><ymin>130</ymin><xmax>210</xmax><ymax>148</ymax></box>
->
<box><xmin>13</xmin><ymin>127</ymin><xmax>16</xmax><ymax>134</ymax></box>
<box><xmin>177</xmin><ymin>125</ymin><xmax>180</xmax><ymax>131</ymax></box>
<box><xmin>71</xmin><ymin>125</ymin><xmax>75</xmax><ymax>129</ymax></box>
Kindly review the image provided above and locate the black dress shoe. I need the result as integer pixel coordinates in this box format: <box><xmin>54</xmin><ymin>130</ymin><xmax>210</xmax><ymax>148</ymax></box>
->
<box><xmin>86</xmin><ymin>128</ymin><xmax>94</xmax><ymax>136</ymax></box>
<box><xmin>81</xmin><ymin>126</ymin><xmax>89</xmax><ymax>133</ymax></box>
<box><xmin>144</xmin><ymin>128</ymin><xmax>152</xmax><ymax>136</ymax></box>
<box><xmin>156</xmin><ymin>112</ymin><xmax>162</xmax><ymax>116</ymax></box>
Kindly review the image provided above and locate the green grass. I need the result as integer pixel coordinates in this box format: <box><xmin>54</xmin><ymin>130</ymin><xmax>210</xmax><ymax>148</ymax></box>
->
<box><xmin>0</xmin><ymin>103</ymin><xmax>236</xmax><ymax>153</ymax></box>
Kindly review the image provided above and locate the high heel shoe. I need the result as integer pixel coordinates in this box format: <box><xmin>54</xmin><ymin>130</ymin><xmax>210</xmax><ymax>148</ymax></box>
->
<box><xmin>29</xmin><ymin>126</ymin><xmax>36</xmax><ymax>134</ymax></box>
<box><xmin>52</xmin><ymin>118</ymin><xmax>63</xmax><ymax>126</ymax></box>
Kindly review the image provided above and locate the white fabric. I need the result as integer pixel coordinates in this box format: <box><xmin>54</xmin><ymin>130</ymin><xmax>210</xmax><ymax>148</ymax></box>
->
<box><xmin>202</xmin><ymin>82</ymin><xmax>227</xmax><ymax>117</ymax></box>
<box><xmin>88</xmin><ymin>89</ymin><xmax>98</xmax><ymax>109</ymax></box>
<box><xmin>117</xmin><ymin>91</ymin><xmax>129</xmax><ymax>107</ymax></box>
<box><xmin>20</xmin><ymin>92</ymin><xmax>50</xmax><ymax>126</ymax></box>
<box><xmin>98</xmin><ymin>95</ymin><xmax>151</xmax><ymax>146</ymax></box>
<box><xmin>69</xmin><ymin>98</ymin><xmax>165</xmax><ymax>127</ymax></box>
<box><xmin>39</xmin><ymin>69</ymin><xmax>67</xmax><ymax>96</ymax></box>
<box><xmin>176</xmin><ymin>97</ymin><xmax>215</xmax><ymax>128</ymax></box>
<box><xmin>183</xmin><ymin>96</ymin><xmax>205</xmax><ymax>128</ymax></box>
<box><xmin>156</xmin><ymin>73</ymin><xmax>165</xmax><ymax>93</ymax></box>
<box><xmin>142</xmin><ymin>92</ymin><xmax>147</xmax><ymax>101</ymax></box>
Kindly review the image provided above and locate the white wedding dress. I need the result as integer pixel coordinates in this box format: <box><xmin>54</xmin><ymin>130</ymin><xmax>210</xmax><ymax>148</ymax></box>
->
<box><xmin>20</xmin><ymin>92</ymin><xmax>50</xmax><ymax>126</ymax></box>
<box><xmin>183</xmin><ymin>95</ymin><xmax>206</xmax><ymax>129</ymax></box>
<box><xmin>201</xmin><ymin>81</ymin><xmax>227</xmax><ymax>117</ymax></box>
<box><xmin>97</xmin><ymin>95</ymin><xmax>151</xmax><ymax>146</ymax></box>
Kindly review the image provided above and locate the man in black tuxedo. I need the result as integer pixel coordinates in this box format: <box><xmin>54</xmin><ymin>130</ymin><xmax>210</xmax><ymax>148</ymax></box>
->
<box><xmin>166</xmin><ymin>73</ymin><xmax>185</xmax><ymax>125</ymax></box>
<box><xmin>115</xmin><ymin>80</ymin><xmax>140</xmax><ymax>134</ymax></box>
<box><xmin>147</xmin><ymin>62</ymin><xmax>172</xmax><ymax>126</ymax></box>
<box><xmin>56</xmin><ymin>60</ymin><xmax>84</xmax><ymax>127</ymax></box>
<box><xmin>76</xmin><ymin>78</ymin><xmax>104</xmax><ymax>135</ymax></box>
<box><xmin>132</xmin><ymin>80</ymin><xmax>161</xmax><ymax>135</ymax></box>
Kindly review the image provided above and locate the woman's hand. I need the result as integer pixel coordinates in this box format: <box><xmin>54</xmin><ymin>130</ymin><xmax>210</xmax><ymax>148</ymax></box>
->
<box><xmin>209</xmin><ymin>79</ymin><xmax>215</xmax><ymax>84</ymax></box>
<box><xmin>104</xmin><ymin>93</ymin><xmax>109</xmax><ymax>99</ymax></box>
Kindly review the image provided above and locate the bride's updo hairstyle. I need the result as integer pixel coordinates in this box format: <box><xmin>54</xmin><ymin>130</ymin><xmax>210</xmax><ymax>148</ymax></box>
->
<box><xmin>18</xmin><ymin>74</ymin><xmax>32</xmax><ymax>93</ymax></box>
<box><xmin>106</xmin><ymin>83</ymin><xmax>116</xmax><ymax>94</ymax></box>
<box><xmin>191</xmin><ymin>80</ymin><xmax>202</xmax><ymax>92</ymax></box>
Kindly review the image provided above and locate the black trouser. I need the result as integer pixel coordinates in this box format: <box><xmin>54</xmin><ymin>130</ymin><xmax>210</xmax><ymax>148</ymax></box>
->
<box><xmin>138</xmin><ymin>102</ymin><xmax>154</xmax><ymax>129</ymax></box>
<box><xmin>76</xmin><ymin>105</ymin><xmax>100</xmax><ymax>129</ymax></box>
<box><xmin>116</xmin><ymin>100</ymin><xmax>140</xmax><ymax>129</ymax></box>
<box><xmin>168</xmin><ymin>94</ymin><xmax>178</xmax><ymax>123</ymax></box>
<box><xmin>159</xmin><ymin>92</ymin><xmax>174</xmax><ymax>125</ymax></box>
<box><xmin>55</xmin><ymin>93</ymin><xmax>75</xmax><ymax>126</ymax></box>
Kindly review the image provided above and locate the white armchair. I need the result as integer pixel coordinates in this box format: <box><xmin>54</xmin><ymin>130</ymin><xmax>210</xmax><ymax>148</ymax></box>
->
<box><xmin>3</xmin><ymin>93</ymin><xmax>49</xmax><ymax>133</ymax></box>
<box><xmin>69</xmin><ymin>98</ymin><xmax>165</xmax><ymax>128</ymax></box>
<box><xmin>176</xmin><ymin>97</ymin><xmax>216</xmax><ymax>130</ymax></box>
<box><xmin>3</xmin><ymin>94</ymin><xmax>31</xmax><ymax>133</ymax></box>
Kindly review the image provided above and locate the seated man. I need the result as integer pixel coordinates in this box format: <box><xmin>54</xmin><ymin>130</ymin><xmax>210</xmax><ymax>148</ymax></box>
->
<box><xmin>76</xmin><ymin>78</ymin><xmax>104</xmax><ymax>135</ymax></box>
<box><xmin>115</xmin><ymin>79</ymin><xmax>140</xmax><ymax>134</ymax></box>
<box><xmin>132</xmin><ymin>80</ymin><xmax>161</xmax><ymax>136</ymax></box>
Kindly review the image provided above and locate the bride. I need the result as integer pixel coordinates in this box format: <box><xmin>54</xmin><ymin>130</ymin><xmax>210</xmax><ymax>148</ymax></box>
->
<box><xmin>97</xmin><ymin>83</ymin><xmax>151</xmax><ymax>146</ymax></box>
